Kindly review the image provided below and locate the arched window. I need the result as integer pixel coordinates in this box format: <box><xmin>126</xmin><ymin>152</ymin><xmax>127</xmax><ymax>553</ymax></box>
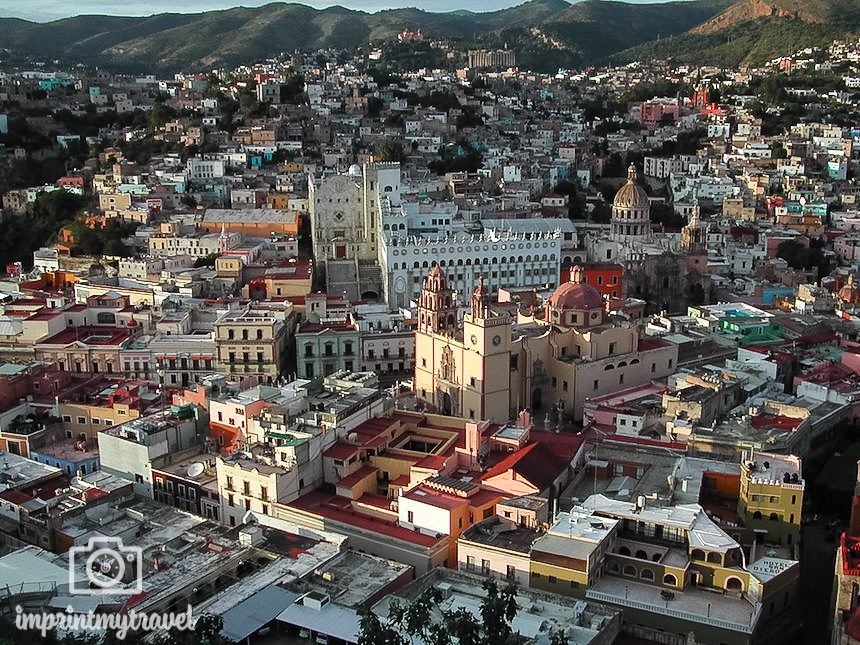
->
<box><xmin>663</xmin><ymin>574</ymin><xmax>677</xmax><ymax>586</ymax></box>
<box><xmin>618</xmin><ymin>546</ymin><xmax>631</xmax><ymax>557</ymax></box>
<box><xmin>690</xmin><ymin>549</ymin><xmax>706</xmax><ymax>561</ymax></box>
<box><xmin>604</xmin><ymin>364</ymin><xmax>614</xmax><ymax>370</ymax></box>
<box><xmin>770</xmin><ymin>513</ymin><xmax>779</xmax><ymax>521</ymax></box>
<box><xmin>707</xmin><ymin>552</ymin><xmax>722</xmax><ymax>564</ymax></box>
<box><xmin>635</xmin><ymin>550</ymin><xmax>647</xmax><ymax>560</ymax></box>
<box><xmin>640</xmin><ymin>569</ymin><xmax>654</xmax><ymax>581</ymax></box>
<box><xmin>753</xmin><ymin>511</ymin><xmax>762</xmax><ymax>520</ymax></box>
<box><xmin>608</xmin><ymin>562</ymin><xmax>620</xmax><ymax>574</ymax></box>
<box><xmin>623</xmin><ymin>565</ymin><xmax>636</xmax><ymax>577</ymax></box>
<box><xmin>617</xmin><ymin>361</ymin><xmax>627</xmax><ymax>368</ymax></box>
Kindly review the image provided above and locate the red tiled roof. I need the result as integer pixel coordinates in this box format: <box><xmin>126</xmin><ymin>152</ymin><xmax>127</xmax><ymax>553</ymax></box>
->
<box><xmin>323</xmin><ymin>442</ymin><xmax>359</xmax><ymax>460</ymax></box>
<box><xmin>750</xmin><ymin>414</ymin><xmax>803</xmax><ymax>431</ymax></box>
<box><xmin>36</xmin><ymin>326</ymin><xmax>132</xmax><ymax>347</ymax></box>
<box><xmin>529</xmin><ymin>429</ymin><xmax>585</xmax><ymax>459</ymax></box>
<box><xmin>403</xmin><ymin>485</ymin><xmax>468</xmax><ymax>511</ymax></box>
<box><xmin>288</xmin><ymin>490</ymin><xmax>442</xmax><ymax>547</ymax></box>
<box><xmin>0</xmin><ymin>490</ymin><xmax>32</xmax><ymax>505</ymax></box>
<box><xmin>414</xmin><ymin>454</ymin><xmax>447</xmax><ymax>470</ymax></box>
<box><xmin>637</xmin><ymin>337</ymin><xmax>670</xmax><ymax>351</ymax></box>
<box><xmin>482</xmin><ymin>443</ymin><xmax>540</xmax><ymax>481</ymax></box>
<box><xmin>356</xmin><ymin>492</ymin><xmax>393</xmax><ymax>510</ymax></box>
<box><xmin>363</xmin><ymin>434</ymin><xmax>390</xmax><ymax>449</ymax></box>
<box><xmin>482</xmin><ymin>441</ymin><xmax>570</xmax><ymax>493</ymax></box>
<box><xmin>86</xmin><ymin>488</ymin><xmax>108</xmax><ymax>502</ymax></box>
<box><xmin>337</xmin><ymin>466</ymin><xmax>377</xmax><ymax>489</ymax></box>
<box><xmin>796</xmin><ymin>332</ymin><xmax>838</xmax><ymax>346</ymax></box>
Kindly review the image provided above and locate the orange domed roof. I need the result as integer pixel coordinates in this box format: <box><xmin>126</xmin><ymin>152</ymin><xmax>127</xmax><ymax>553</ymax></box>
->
<box><xmin>613</xmin><ymin>164</ymin><xmax>650</xmax><ymax>210</ymax></box>
<box><xmin>547</xmin><ymin>266</ymin><xmax>603</xmax><ymax>311</ymax></box>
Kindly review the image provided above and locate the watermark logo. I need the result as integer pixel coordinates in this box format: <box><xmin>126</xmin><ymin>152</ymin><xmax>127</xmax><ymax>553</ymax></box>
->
<box><xmin>69</xmin><ymin>536</ymin><xmax>143</xmax><ymax>596</ymax></box>
<box><xmin>15</xmin><ymin>605</ymin><xmax>195</xmax><ymax>640</ymax></box>
<box><xmin>13</xmin><ymin>537</ymin><xmax>198</xmax><ymax>640</ymax></box>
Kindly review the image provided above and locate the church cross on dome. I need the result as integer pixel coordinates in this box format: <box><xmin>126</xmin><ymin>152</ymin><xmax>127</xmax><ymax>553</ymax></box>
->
<box><xmin>627</xmin><ymin>163</ymin><xmax>637</xmax><ymax>183</ymax></box>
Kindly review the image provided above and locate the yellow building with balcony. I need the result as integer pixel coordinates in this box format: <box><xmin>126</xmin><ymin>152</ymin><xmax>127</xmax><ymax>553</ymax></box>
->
<box><xmin>738</xmin><ymin>450</ymin><xmax>804</xmax><ymax>548</ymax></box>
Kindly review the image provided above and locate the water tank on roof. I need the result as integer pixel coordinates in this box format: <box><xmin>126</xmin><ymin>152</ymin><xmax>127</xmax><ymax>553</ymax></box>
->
<box><xmin>187</xmin><ymin>462</ymin><xmax>205</xmax><ymax>478</ymax></box>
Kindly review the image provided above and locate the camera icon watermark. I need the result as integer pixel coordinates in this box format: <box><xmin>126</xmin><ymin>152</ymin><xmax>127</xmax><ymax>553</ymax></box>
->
<box><xmin>69</xmin><ymin>537</ymin><xmax>143</xmax><ymax>596</ymax></box>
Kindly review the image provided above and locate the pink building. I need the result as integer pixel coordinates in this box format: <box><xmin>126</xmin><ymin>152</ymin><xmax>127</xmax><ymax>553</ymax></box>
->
<box><xmin>638</xmin><ymin>100</ymin><xmax>680</xmax><ymax>128</ymax></box>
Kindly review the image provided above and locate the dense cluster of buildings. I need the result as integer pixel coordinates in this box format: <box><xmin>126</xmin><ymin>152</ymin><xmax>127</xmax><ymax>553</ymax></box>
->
<box><xmin>5</xmin><ymin>33</ymin><xmax>860</xmax><ymax>645</ymax></box>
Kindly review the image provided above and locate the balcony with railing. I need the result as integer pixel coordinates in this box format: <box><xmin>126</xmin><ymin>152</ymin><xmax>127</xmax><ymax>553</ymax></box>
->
<box><xmin>586</xmin><ymin>576</ymin><xmax>759</xmax><ymax>634</ymax></box>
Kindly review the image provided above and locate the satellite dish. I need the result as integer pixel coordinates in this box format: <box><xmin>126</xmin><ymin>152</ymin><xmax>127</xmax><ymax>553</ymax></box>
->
<box><xmin>187</xmin><ymin>462</ymin><xmax>205</xmax><ymax>478</ymax></box>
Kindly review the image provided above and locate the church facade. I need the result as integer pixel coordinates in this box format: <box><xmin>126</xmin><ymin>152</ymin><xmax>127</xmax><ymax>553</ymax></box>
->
<box><xmin>414</xmin><ymin>265</ymin><xmax>678</xmax><ymax>423</ymax></box>
<box><xmin>308</xmin><ymin>162</ymin><xmax>400</xmax><ymax>300</ymax></box>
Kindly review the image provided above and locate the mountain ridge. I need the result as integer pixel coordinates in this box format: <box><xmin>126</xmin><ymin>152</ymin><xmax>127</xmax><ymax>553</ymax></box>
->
<box><xmin>0</xmin><ymin>0</ymin><xmax>855</xmax><ymax>73</ymax></box>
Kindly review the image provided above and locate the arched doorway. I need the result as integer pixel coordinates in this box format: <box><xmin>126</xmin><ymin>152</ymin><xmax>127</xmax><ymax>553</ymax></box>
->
<box><xmin>725</xmin><ymin>577</ymin><xmax>744</xmax><ymax>593</ymax></box>
<box><xmin>440</xmin><ymin>392</ymin><xmax>452</xmax><ymax>416</ymax></box>
<box><xmin>531</xmin><ymin>388</ymin><xmax>542</xmax><ymax>410</ymax></box>
<box><xmin>361</xmin><ymin>290</ymin><xmax>379</xmax><ymax>302</ymax></box>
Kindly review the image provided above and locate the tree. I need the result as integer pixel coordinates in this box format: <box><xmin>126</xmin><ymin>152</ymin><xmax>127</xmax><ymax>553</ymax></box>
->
<box><xmin>358</xmin><ymin>578</ymin><xmax>562</xmax><ymax>645</ymax></box>
<box><xmin>367</xmin><ymin>96</ymin><xmax>384</xmax><ymax>118</ymax></box>
<box><xmin>591</xmin><ymin>202</ymin><xmax>612</xmax><ymax>224</ymax></box>
<box><xmin>194</xmin><ymin>252</ymin><xmax>220</xmax><ymax>268</ymax></box>
<box><xmin>377</xmin><ymin>139</ymin><xmax>405</xmax><ymax>163</ymax></box>
<box><xmin>148</xmin><ymin>103</ymin><xmax>177</xmax><ymax>132</ymax></box>
<box><xmin>602</xmin><ymin>153</ymin><xmax>624</xmax><ymax>178</ymax></box>
<box><xmin>156</xmin><ymin>613</ymin><xmax>233</xmax><ymax>645</ymax></box>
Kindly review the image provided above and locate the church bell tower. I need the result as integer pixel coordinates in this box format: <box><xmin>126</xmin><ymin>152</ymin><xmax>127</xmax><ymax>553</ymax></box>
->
<box><xmin>417</xmin><ymin>266</ymin><xmax>457</xmax><ymax>336</ymax></box>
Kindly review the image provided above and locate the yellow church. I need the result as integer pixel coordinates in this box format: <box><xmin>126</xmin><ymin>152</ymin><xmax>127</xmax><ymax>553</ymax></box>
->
<box><xmin>414</xmin><ymin>265</ymin><xmax>679</xmax><ymax>422</ymax></box>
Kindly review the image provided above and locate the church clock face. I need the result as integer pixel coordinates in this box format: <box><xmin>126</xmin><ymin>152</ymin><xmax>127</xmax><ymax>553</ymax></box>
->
<box><xmin>492</xmin><ymin>335</ymin><xmax>502</xmax><ymax>346</ymax></box>
<box><xmin>470</xmin><ymin>334</ymin><xmax>478</xmax><ymax>345</ymax></box>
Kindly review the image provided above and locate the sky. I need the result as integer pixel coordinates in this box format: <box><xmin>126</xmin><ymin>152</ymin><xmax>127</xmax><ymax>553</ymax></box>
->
<box><xmin>1</xmin><ymin>0</ymin><xmax>671</xmax><ymax>22</ymax></box>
